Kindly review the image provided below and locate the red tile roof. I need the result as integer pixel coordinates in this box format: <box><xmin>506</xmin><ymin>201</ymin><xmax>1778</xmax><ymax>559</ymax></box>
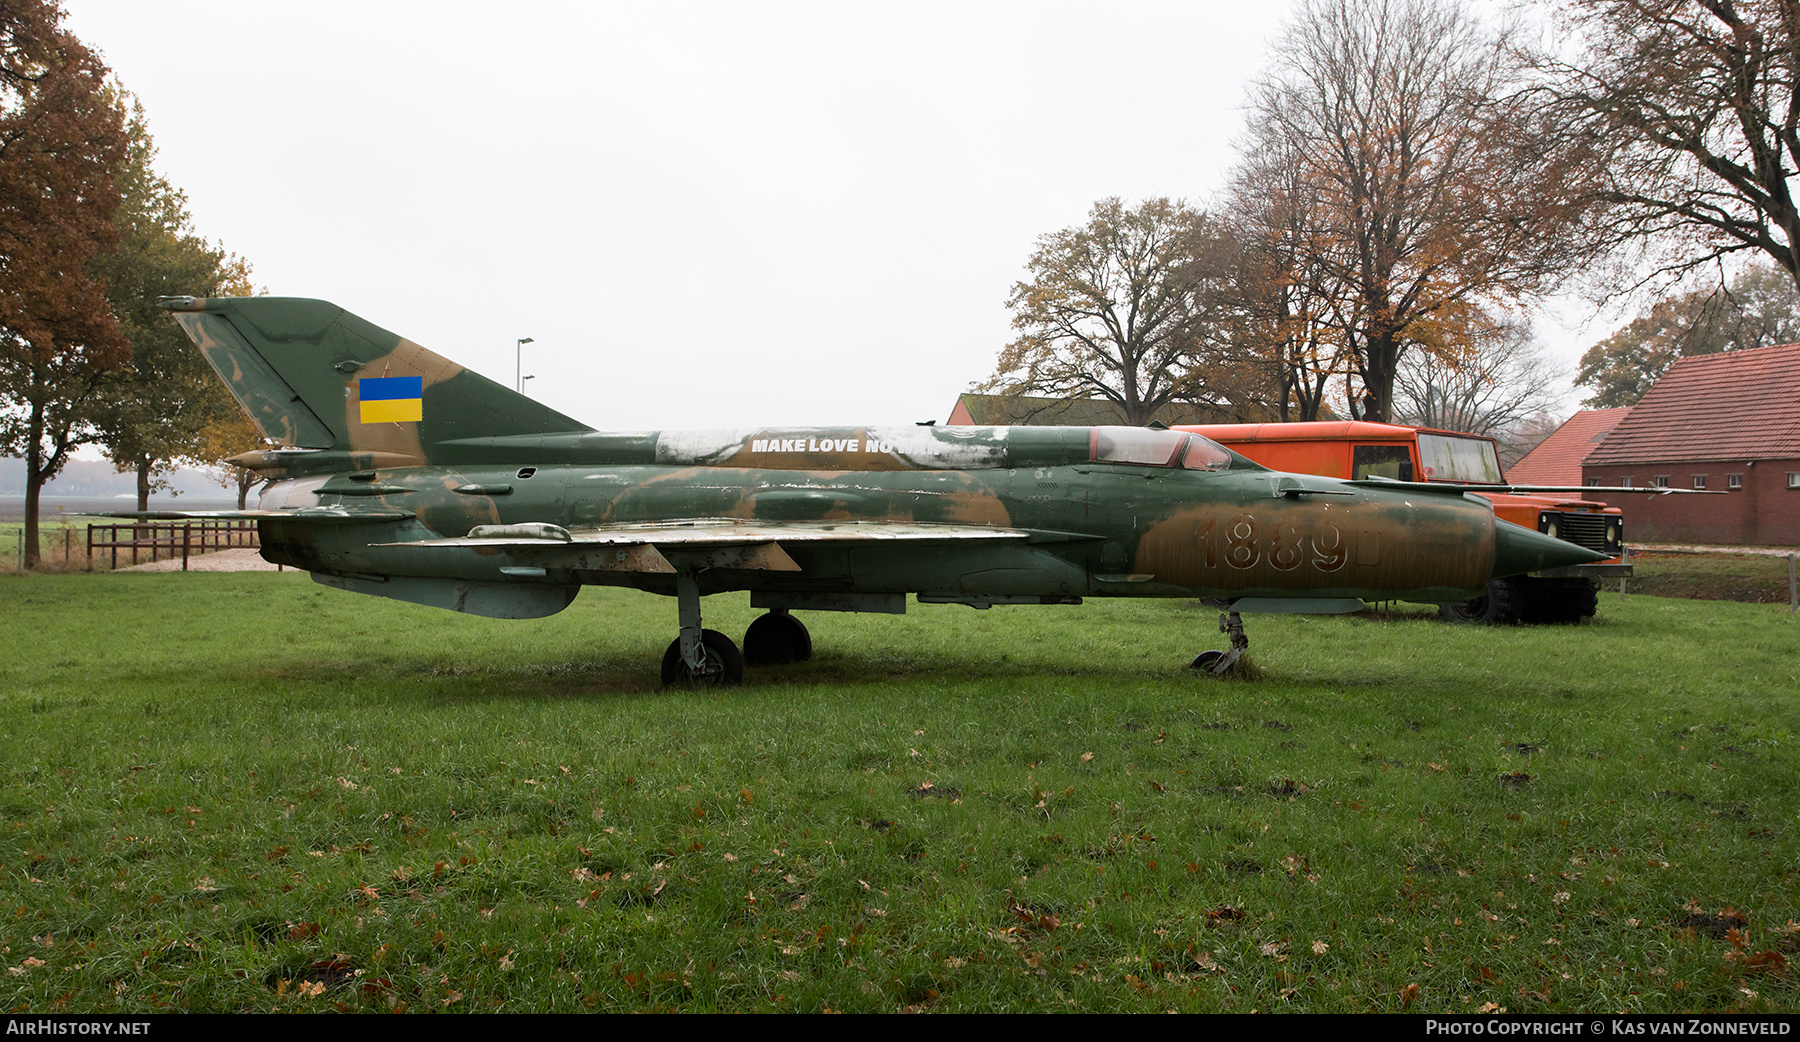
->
<box><xmin>1583</xmin><ymin>343</ymin><xmax>1800</xmax><ymax>465</ymax></box>
<box><xmin>1506</xmin><ymin>408</ymin><xmax>1632</xmax><ymax>484</ymax></box>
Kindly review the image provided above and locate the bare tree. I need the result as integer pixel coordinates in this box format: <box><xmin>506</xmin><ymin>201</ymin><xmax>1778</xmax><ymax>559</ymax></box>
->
<box><xmin>1390</xmin><ymin>316</ymin><xmax>1570</xmax><ymax>466</ymax></box>
<box><xmin>1241</xmin><ymin>0</ymin><xmax>1605</xmax><ymax>422</ymax></box>
<box><xmin>983</xmin><ymin>197</ymin><xmax>1242</xmax><ymax>425</ymax></box>
<box><xmin>1530</xmin><ymin>0</ymin><xmax>1800</xmax><ymax>291</ymax></box>
<box><xmin>1505</xmin><ymin>409</ymin><xmax>1570</xmax><ymax>470</ymax></box>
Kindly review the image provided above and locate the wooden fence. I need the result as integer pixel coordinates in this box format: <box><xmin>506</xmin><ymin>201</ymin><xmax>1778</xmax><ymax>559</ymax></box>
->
<box><xmin>87</xmin><ymin>520</ymin><xmax>260</xmax><ymax>571</ymax></box>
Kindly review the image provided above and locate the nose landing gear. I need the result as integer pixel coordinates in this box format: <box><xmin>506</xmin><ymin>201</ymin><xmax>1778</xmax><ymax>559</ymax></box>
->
<box><xmin>1190</xmin><ymin>610</ymin><xmax>1249</xmax><ymax>677</ymax></box>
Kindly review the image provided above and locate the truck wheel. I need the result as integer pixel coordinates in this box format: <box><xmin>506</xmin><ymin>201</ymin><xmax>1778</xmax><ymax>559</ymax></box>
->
<box><xmin>1528</xmin><ymin>578</ymin><xmax>1598</xmax><ymax>624</ymax></box>
<box><xmin>1540</xmin><ymin>575</ymin><xmax>1598</xmax><ymax>622</ymax></box>
<box><xmin>1438</xmin><ymin>578</ymin><xmax>1522</xmax><ymax>625</ymax></box>
<box><xmin>1569</xmin><ymin>579</ymin><xmax>1599</xmax><ymax>620</ymax></box>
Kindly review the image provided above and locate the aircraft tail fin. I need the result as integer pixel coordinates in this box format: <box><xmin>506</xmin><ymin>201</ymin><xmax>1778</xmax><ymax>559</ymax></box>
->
<box><xmin>161</xmin><ymin>296</ymin><xmax>592</xmax><ymax>465</ymax></box>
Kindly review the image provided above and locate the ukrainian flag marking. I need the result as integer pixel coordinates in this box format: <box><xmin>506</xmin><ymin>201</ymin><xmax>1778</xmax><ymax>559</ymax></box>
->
<box><xmin>359</xmin><ymin>376</ymin><xmax>423</xmax><ymax>423</ymax></box>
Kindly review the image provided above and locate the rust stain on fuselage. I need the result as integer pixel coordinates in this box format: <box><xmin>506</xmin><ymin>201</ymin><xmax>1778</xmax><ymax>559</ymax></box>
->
<box><xmin>1134</xmin><ymin>494</ymin><xmax>1494</xmax><ymax>597</ymax></box>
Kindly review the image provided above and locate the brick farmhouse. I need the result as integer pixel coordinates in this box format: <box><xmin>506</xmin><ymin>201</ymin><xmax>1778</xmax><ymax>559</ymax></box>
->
<box><xmin>1577</xmin><ymin>343</ymin><xmax>1800</xmax><ymax>546</ymax></box>
<box><xmin>1507</xmin><ymin>407</ymin><xmax>1633</xmax><ymax>486</ymax></box>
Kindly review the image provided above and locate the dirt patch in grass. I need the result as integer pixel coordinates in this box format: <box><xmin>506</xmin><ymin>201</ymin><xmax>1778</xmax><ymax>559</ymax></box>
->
<box><xmin>1675</xmin><ymin>908</ymin><xmax>1748</xmax><ymax>939</ymax></box>
<box><xmin>117</xmin><ymin>548</ymin><xmax>287</xmax><ymax>573</ymax></box>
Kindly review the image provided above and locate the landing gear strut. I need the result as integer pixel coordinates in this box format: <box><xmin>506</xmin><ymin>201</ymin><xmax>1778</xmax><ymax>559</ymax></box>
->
<box><xmin>660</xmin><ymin>570</ymin><xmax>744</xmax><ymax>686</ymax></box>
<box><xmin>1190</xmin><ymin>610</ymin><xmax>1249</xmax><ymax>677</ymax></box>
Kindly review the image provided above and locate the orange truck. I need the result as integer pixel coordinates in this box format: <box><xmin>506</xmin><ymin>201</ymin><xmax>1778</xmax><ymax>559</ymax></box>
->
<box><xmin>1176</xmin><ymin>421</ymin><xmax>1629</xmax><ymax>624</ymax></box>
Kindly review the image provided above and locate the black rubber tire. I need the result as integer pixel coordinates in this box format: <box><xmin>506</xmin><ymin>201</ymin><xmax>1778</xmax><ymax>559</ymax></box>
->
<box><xmin>1567</xmin><ymin>578</ymin><xmax>1599</xmax><ymax>620</ymax></box>
<box><xmin>660</xmin><ymin>629</ymin><xmax>744</xmax><ymax>686</ymax></box>
<box><xmin>1520</xmin><ymin>577</ymin><xmax>1599</xmax><ymax>625</ymax></box>
<box><xmin>742</xmin><ymin>611</ymin><xmax>813</xmax><ymax>666</ymax></box>
<box><xmin>1438</xmin><ymin>578</ymin><xmax>1523</xmax><ymax>625</ymax></box>
<box><xmin>1190</xmin><ymin>650</ymin><xmax>1225</xmax><ymax>672</ymax></box>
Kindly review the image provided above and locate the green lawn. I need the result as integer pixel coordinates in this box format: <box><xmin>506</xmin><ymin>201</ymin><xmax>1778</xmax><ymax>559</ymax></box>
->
<box><xmin>1</xmin><ymin>571</ymin><xmax>1795</xmax><ymax>1012</ymax></box>
<box><xmin>1625</xmin><ymin>550</ymin><xmax>1800</xmax><ymax>604</ymax></box>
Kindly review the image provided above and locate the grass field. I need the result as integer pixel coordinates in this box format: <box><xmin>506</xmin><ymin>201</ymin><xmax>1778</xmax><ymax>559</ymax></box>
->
<box><xmin>0</xmin><ymin>519</ymin><xmax>250</xmax><ymax>574</ymax></box>
<box><xmin>1626</xmin><ymin>550</ymin><xmax>1800</xmax><ymax>604</ymax></box>
<box><xmin>3</xmin><ymin>519</ymin><xmax>132</xmax><ymax>574</ymax></box>
<box><xmin>1</xmin><ymin>570</ymin><xmax>1796</xmax><ymax>1012</ymax></box>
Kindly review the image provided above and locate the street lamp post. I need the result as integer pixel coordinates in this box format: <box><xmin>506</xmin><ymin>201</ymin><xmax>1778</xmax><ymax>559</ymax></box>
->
<box><xmin>515</xmin><ymin>337</ymin><xmax>534</xmax><ymax>392</ymax></box>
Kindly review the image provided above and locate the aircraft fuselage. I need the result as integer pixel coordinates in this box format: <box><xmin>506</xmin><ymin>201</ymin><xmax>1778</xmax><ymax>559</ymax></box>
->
<box><xmin>253</xmin><ymin>424</ymin><xmax>1505</xmax><ymax>611</ymax></box>
<box><xmin>141</xmin><ymin>296</ymin><xmax>1607</xmax><ymax>681</ymax></box>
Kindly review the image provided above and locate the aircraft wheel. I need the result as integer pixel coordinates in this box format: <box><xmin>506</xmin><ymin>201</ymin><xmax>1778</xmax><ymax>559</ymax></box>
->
<box><xmin>743</xmin><ymin>611</ymin><xmax>812</xmax><ymax>666</ymax></box>
<box><xmin>1189</xmin><ymin>651</ymin><xmax>1225</xmax><ymax>672</ymax></box>
<box><xmin>1437</xmin><ymin>578</ymin><xmax>1522</xmax><ymax>625</ymax></box>
<box><xmin>660</xmin><ymin>629</ymin><xmax>744</xmax><ymax>687</ymax></box>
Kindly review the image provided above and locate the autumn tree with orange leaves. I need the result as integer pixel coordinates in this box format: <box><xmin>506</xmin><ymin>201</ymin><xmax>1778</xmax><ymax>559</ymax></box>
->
<box><xmin>90</xmin><ymin>98</ymin><xmax>261</xmax><ymax>512</ymax></box>
<box><xmin>1238</xmin><ymin>0</ymin><xmax>1606</xmax><ymax>423</ymax></box>
<box><xmin>1215</xmin><ymin>140</ymin><xmax>1348</xmax><ymax>423</ymax></box>
<box><xmin>0</xmin><ymin>0</ymin><xmax>129</xmax><ymax>567</ymax></box>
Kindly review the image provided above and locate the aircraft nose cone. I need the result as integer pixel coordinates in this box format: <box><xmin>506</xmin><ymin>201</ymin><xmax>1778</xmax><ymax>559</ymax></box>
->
<box><xmin>1491</xmin><ymin>519</ymin><xmax>1610</xmax><ymax>578</ymax></box>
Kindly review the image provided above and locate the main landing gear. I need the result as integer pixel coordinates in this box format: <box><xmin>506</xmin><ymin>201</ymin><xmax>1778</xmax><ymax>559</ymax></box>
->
<box><xmin>659</xmin><ymin>629</ymin><xmax>743</xmax><ymax>687</ymax></box>
<box><xmin>659</xmin><ymin>571</ymin><xmax>745</xmax><ymax>686</ymax></box>
<box><xmin>1189</xmin><ymin>610</ymin><xmax>1250</xmax><ymax>677</ymax></box>
<box><xmin>742</xmin><ymin>608</ymin><xmax>812</xmax><ymax>666</ymax></box>
<box><xmin>658</xmin><ymin>573</ymin><xmax>813</xmax><ymax>687</ymax></box>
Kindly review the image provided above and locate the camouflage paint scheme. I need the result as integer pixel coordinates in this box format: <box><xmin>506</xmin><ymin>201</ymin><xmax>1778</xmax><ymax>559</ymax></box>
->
<box><xmin>141</xmin><ymin>297</ymin><xmax>1604</xmax><ymax>679</ymax></box>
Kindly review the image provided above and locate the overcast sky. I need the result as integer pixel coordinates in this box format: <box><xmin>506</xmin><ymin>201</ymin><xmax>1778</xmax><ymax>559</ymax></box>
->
<box><xmin>63</xmin><ymin>0</ymin><xmax>1599</xmax><ymax>435</ymax></box>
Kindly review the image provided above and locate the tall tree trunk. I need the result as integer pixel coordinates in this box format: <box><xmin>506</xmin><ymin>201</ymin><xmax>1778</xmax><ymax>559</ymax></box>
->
<box><xmin>1360</xmin><ymin>329</ymin><xmax>1400</xmax><ymax>424</ymax></box>
<box><xmin>22</xmin><ymin>397</ymin><xmax>46</xmax><ymax>568</ymax></box>
<box><xmin>22</xmin><ymin>459</ymin><xmax>41</xmax><ymax>569</ymax></box>
<box><xmin>136</xmin><ymin>456</ymin><xmax>151</xmax><ymax>512</ymax></box>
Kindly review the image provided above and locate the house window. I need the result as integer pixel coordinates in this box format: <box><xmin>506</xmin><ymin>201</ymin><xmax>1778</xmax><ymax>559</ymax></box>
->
<box><xmin>1693</xmin><ymin>475</ymin><xmax>1707</xmax><ymax>489</ymax></box>
<box><xmin>1789</xmin><ymin>473</ymin><xmax>1800</xmax><ymax>489</ymax></box>
<box><xmin>1621</xmin><ymin>476</ymin><xmax>1633</xmax><ymax>488</ymax></box>
<box><xmin>1728</xmin><ymin>474</ymin><xmax>1743</xmax><ymax>489</ymax></box>
<box><xmin>1654</xmin><ymin>475</ymin><xmax>1670</xmax><ymax>488</ymax></box>
<box><xmin>1585</xmin><ymin>477</ymin><xmax>1600</xmax><ymax>487</ymax></box>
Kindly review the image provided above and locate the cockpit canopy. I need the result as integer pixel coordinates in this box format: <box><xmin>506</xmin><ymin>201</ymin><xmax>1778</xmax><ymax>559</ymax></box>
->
<box><xmin>1090</xmin><ymin>427</ymin><xmax>1232</xmax><ymax>471</ymax></box>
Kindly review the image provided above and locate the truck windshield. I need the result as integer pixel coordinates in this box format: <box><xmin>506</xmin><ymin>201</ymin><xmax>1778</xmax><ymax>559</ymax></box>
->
<box><xmin>1417</xmin><ymin>433</ymin><xmax>1503</xmax><ymax>483</ymax></box>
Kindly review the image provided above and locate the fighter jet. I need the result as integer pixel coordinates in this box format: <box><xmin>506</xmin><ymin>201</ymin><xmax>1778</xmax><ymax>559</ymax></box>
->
<box><xmin>133</xmin><ymin>297</ymin><xmax>1604</xmax><ymax>681</ymax></box>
